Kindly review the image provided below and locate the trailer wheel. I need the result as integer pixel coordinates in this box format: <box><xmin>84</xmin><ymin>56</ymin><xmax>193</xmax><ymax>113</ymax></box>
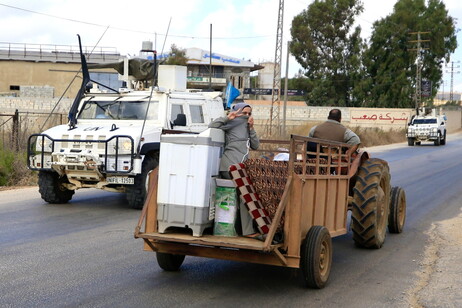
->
<box><xmin>127</xmin><ymin>153</ymin><xmax>159</xmax><ymax>209</ymax></box>
<box><xmin>388</xmin><ymin>186</ymin><xmax>406</xmax><ymax>234</ymax></box>
<box><xmin>300</xmin><ymin>226</ymin><xmax>332</xmax><ymax>289</ymax></box>
<box><xmin>351</xmin><ymin>158</ymin><xmax>390</xmax><ymax>249</ymax></box>
<box><xmin>407</xmin><ymin>138</ymin><xmax>414</xmax><ymax>146</ymax></box>
<box><xmin>156</xmin><ymin>252</ymin><xmax>185</xmax><ymax>271</ymax></box>
<box><xmin>38</xmin><ymin>171</ymin><xmax>74</xmax><ymax>204</ymax></box>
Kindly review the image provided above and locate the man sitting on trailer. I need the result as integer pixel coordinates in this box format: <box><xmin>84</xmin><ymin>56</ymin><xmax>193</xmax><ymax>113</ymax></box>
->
<box><xmin>308</xmin><ymin>108</ymin><xmax>360</xmax><ymax>157</ymax></box>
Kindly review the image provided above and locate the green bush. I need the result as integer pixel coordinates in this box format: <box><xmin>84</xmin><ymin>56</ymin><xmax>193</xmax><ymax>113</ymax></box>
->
<box><xmin>0</xmin><ymin>145</ymin><xmax>14</xmax><ymax>186</ymax></box>
<box><xmin>0</xmin><ymin>142</ymin><xmax>35</xmax><ymax>186</ymax></box>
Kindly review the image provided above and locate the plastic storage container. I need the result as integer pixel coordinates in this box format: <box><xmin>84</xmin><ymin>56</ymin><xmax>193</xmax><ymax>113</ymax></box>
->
<box><xmin>157</xmin><ymin>128</ymin><xmax>224</xmax><ymax>236</ymax></box>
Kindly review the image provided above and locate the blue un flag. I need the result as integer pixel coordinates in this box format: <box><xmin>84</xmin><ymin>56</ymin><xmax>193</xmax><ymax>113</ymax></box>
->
<box><xmin>225</xmin><ymin>82</ymin><xmax>240</xmax><ymax>109</ymax></box>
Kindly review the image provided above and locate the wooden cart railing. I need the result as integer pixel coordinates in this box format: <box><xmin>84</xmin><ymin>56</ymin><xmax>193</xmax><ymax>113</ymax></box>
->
<box><xmin>135</xmin><ymin>134</ymin><xmax>364</xmax><ymax>268</ymax></box>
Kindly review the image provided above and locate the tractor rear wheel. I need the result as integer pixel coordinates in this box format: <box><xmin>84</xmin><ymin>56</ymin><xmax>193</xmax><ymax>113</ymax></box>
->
<box><xmin>300</xmin><ymin>226</ymin><xmax>332</xmax><ymax>289</ymax></box>
<box><xmin>388</xmin><ymin>186</ymin><xmax>406</xmax><ymax>233</ymax></box>
<box><xmin>351</xmin><ymin>158</ymin><xmax>390</xmax><ymax>249</ymax></box>
<box><xmin>156</xmin><ymin>252</ymin><xmax>185</xmax><ymax>271</ymax></box>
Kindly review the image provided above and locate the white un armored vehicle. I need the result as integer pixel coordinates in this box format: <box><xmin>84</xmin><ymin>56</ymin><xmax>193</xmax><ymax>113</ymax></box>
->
<box><xmin>28</xmin><ymin>36</ymin><xmax>225</xmax><ymax>209</ymax></box>
<box><xmin>406</xmin><ymin>108</ymin><xmax>447</xmax><ymax>146</ymax></box>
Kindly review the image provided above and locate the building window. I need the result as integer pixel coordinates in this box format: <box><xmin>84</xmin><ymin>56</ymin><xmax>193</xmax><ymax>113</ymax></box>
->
<box><xmin>238</xmin><ymin>76</ymin><xmax>243</xmax><ymax>89</ymax></box>
<box><xmin>199</xmin><ymin>66</ymin><xmax>211</xmax><ymax>76</ymax></box>
<box><xmin>190</xmin><ymin>105</ymin><xmax>204</xmax><ymax>123</ymax></box>
<box><xmin>10</xmin><ymin>85</ymin><xmax>20</xmax><ymax>91</ymax></box>
<box><xmin>214</xmin><ymin>66</ymin><xmax>224</xmax><ymax>78</ymax></box>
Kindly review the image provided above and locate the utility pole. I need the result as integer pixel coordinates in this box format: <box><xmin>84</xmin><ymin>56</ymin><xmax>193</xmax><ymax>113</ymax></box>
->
<box><xmin>445</xmin><ymin>61</ymin><xmax>460</xmax><ymax>103</ymax></box>
<box><xmin>209</xmin><ymin>24</ymin><xmax>213</xmax><ymax>91</ymax></box>
<box><xmin>409</xmin><ymin>31</ymin><xmax>430</xmax><ymax>114</ymax></box>
<box><xmin>282</xmin><ymin>41</ymin><xmax>290</xmax><ymax>136</ymax></box>
<box><xmin>269</xmin><ymin>0</ymin><xmax>284</xmax><ymax>136</ymax></box>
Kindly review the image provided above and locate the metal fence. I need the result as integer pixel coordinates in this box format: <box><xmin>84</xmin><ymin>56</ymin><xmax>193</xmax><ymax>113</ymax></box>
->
<box><xmin>0</xmin><ymin>110</ymin><xmax>66</xmax><ymax>151</ymax></box>
<box><xmin>0</xmin><ymin>42</ymin><xmax>120</xmax><ymax>63</ymax></box>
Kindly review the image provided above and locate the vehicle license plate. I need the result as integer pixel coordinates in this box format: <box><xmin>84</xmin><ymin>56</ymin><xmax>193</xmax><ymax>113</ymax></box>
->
<box><xmin>106</xmin><ymin>176</ymin><xmax>134</xmax><ymax>184</ymax></box>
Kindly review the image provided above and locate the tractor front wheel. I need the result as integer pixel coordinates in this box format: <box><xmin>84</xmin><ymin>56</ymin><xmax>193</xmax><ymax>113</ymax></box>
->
<box><xmin>388</xmin><ymin>186</ymin><xmax>406</xmax><ymax>234</ymax></box>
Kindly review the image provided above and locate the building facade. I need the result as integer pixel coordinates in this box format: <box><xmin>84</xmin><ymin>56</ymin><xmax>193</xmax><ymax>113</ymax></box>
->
<box><xmin>0</xmin><ymin>42</ymin><xmax>263</xmax><ymax>99</ymax></box>
<box><xmin>183</xmin><ymin>47</ymin><xmax>262</xmax><ymax>96</ymax></box>
<box><xmin>0</xmin><ymin>42</ymin><xmax>121</xmax><ymax>98</ymax></box>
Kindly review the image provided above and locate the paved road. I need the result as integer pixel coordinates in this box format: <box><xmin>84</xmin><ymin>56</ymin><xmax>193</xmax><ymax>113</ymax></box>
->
<box><xmin>1</xmin><ymin>133</ymin><xmax>461</xmax><ymax>308</ymax></box>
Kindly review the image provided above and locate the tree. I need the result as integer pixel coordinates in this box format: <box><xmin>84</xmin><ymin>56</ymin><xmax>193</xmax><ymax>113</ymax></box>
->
<box><xmin>362</xmin><ymin>0</ymin><xmax>457</xmax><ymax>108</ymax></box>
<box><xmin>163</xmin><ymin>44</ymin><xmax>188</xmax><ymax>65</ymax></box>
<box><xmin>290</xmin><ymin>0</ymin><xmax>365</xmax><ymax>106</ymax></box>
<box><xmin>282</xmin><ymin>72</ymin><xmax>310</xmax><ymax>102</ymax></box>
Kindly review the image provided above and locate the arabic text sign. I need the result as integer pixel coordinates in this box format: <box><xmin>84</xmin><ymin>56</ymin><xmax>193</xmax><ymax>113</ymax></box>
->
<box><xmin>243</xmin><ymin>88</ymin><xmax>305</xmax><ymax>96</ymax></box>
<box><xmin>203</xmin><ymin>53</ymin><xmax>241</xmax><ymax>64</ymax></box>
<box><xmin>350</xmin><ymin>110</ymin><xmax>410</xmax><ymax>124</ymax></box>
<box><xmin>421</xmin><ymin>80</ymin><xmax>432</xmax><ymax>97</ymax></box>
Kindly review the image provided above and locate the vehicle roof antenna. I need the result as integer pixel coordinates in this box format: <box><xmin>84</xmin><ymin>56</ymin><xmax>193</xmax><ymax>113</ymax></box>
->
<box><xmin>136</xmin><ymin>17</ymin><xmax>172</xmax><ymax>157</ymax></box>
<box><xmin>68</xmin><ymin>29</ymin><xmax>110</xmax><ymax>130</ymax></box>
<box><xmin>40</xmin><ymin>27</ymin><xmax>109</xmax><ymax>132</ymax></box>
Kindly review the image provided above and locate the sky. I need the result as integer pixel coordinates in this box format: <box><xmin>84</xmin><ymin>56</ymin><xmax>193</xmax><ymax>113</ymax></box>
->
<box><xmin>0</xmin><ymin>0</ymin><xmax>461</xmax><ymax>93</ymax></box>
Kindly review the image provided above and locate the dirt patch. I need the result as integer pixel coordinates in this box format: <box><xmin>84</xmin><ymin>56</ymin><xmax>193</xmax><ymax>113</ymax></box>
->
<box><xmin>407</xmin><ymin>210</ymin><xmax>462</xmax><ymax>307</ymax></box>
<box><xmin>0</xmin><ymin>185</ymin><xmax>36</xmax><ymax>192</ymax></box>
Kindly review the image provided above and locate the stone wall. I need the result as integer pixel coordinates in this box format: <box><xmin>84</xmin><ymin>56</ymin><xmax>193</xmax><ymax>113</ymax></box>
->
<box><xmin>251</xmin><ymin>105</ymin><xmax>412</xmax><ymax>131</ymax></box>
<box><xmin>1</xmin><ymin>97</ymin><xmax>460</xmax><ymax>134</ymax></box>
<box><xmin>0</xmin><ymin>97</ymin><xmax>72</xmax><ymax>113</ymax></box>
<box><xmin>20</xmin><ymin>85</ymin><xmax>55</xmax><ymax>98</ymax></box>
<box><xmin>251</xmin><ymin>104</ymin><xmax>461</xmax><ymax>133</ymax></box>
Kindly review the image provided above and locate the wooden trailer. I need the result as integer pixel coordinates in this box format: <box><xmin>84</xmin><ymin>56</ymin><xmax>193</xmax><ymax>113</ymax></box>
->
<box><xmin>135</xmin><ymin>134</ymin><xmax>406</xmax><ymax>288</ymax></box>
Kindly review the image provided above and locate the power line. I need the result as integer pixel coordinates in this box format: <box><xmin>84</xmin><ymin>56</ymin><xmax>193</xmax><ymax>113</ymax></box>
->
<box><xmin>0</xmin><ymin>3</ymin><xmax>271</xmax><ymax>40</ymax></box>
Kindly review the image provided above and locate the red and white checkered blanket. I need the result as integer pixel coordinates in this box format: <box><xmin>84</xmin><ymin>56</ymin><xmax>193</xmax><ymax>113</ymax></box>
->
<box><xmin>229</xmin><ymin>163</ymin><xmax>272</xmax><ymax>234</ymax></box>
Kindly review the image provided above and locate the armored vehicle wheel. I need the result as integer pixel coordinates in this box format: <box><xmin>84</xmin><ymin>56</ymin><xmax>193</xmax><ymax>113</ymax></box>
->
<box><xmin>415</xmin><ymin>141</ymin><xmax>421</xmax><ymax>146</ymax></box>
<box><xmin>156</xmin><ymin>252</ymin><xmax>185</xmax><ymax>271</ymax></box>
<box><xmin>127</xmin><ymin>153</ymin><xmax>159</xmax><ymax>209</ymax></box>
<box><xmin>440</xmin><ymin>131</ymin><xmax>446</xmax><ymax>145</ymax></box>
<box><xmin>388</xmin><ymin>186</ymin><xmax>406</xmax><ymax>234</ymax></box>
<box><xmin>407</xmin><ymin>138</ymin><xmax>415</xmax><ymax>146</ymax></box>
<box><xmin>38</xmin><ymin>171</ymin><xmax>74</xmax><ymax>204</ymax></box>
<box><xmin>434</xmin><ymin>133</ymin><xmax>441</xmax><ymax>146</ymax></box>
<box><xmin>300</xmin><ymin>226</ymin><xmax>332</xmax><ymax>289</ymax></box>
<box><xmin>351</xmin><ymin>158</ymin><xmax>390</xmax><ymax>249</ymax></box>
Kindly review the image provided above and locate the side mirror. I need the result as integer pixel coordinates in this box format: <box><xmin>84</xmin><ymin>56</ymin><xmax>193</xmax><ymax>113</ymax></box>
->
<box><xmin>173</xmin><ymin>114</ymin><xmax>187</xmax><ymax>126</ymax></box>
